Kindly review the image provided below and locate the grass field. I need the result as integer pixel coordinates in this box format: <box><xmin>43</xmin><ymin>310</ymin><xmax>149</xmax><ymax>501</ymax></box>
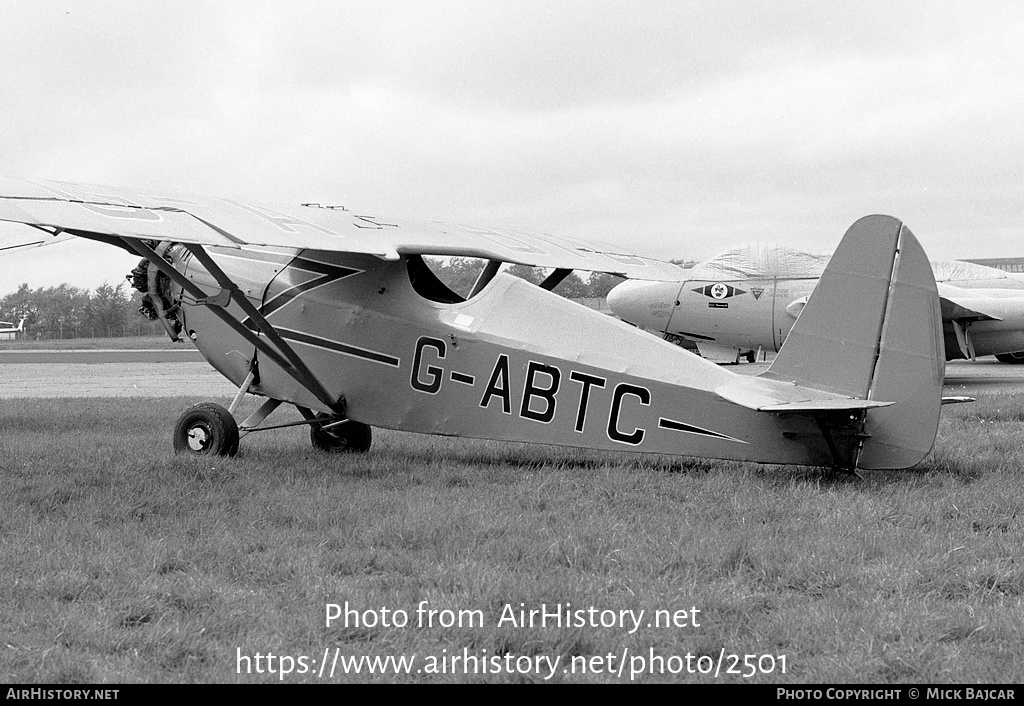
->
<box><xmin>2</xmin><ymin>394</ymin><xmax>1023</xmax><ymax>683</ymax></box>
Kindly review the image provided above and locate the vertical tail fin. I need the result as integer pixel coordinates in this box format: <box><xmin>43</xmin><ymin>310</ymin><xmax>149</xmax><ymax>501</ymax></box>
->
<box><xmin>762</xmin><ymin>215</ymin><xmax>944</xmax><ymax>469</ymax></box>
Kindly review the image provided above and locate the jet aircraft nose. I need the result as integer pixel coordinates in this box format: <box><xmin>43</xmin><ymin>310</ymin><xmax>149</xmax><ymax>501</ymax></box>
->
<box><xmin>606</xmin><ymin>279</ymin><xmax>680</xmax><ymax>331</ymax></box>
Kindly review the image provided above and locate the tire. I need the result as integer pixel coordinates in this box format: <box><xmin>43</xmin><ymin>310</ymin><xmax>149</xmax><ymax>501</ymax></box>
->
<box><xmin>172</xmin><ymin>403</ymin><xmax>240</xmax><ymax>456</ymax></box>
<box><xmin>310</xmin><ymin>414</ymin><xmax>372</xmax><ymax>453</ymax></box>
<box><xmin>995</xmin><ymin>351</ymin><xmax>1024</xmax><ymax>364</ymax></box>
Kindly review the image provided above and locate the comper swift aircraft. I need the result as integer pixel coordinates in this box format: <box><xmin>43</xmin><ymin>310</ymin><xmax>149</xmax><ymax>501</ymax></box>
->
<box><xmin>0</xmin><ymin>177</ymin><xmax>951</xmax><ymax>473</ymax></box>
<box><xmin>608</xmin><ymin>243</ymin><xmax>1024</xmax><ymax>364</ymax></box>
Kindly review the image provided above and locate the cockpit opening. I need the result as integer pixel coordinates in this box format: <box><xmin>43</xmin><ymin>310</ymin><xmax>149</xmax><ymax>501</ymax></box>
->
<box><xmin>408</xmin><ymin>255</ymin><xmax>592</xmax><ymax>303</ymax></box>
<box><xmin>409</xmin><ymin>255</ymin><xmax>511</xmax><ymax>303</ymax></box>
<box><xmin>407</xmin><ymin>255</ymin><xmax>470</xmax><ymax>303</ymax></box>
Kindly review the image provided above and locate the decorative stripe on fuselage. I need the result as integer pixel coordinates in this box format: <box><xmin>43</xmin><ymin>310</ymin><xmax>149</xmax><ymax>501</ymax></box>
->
<box><xmin>274</xmin><ymin>326</ymin><xmax>401</xmax><ymax>367</ymax></box>
<box><xmin>232</xmin><ymin>255</ymin><xmax>390</xmax><ymax>365</ymax></box>
<box><xmin>258</xmin><ymin>257</ymin><xmax>363</xmax><ymax>319</ymax></box>
<box><xmin>658</xmin><ymin>417</ymin><xmax>747</xmax><ymax>444</ymax></box>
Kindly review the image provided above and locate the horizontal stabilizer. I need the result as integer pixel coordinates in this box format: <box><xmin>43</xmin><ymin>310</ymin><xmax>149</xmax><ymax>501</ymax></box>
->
<box><xmin>941</xmin><ymin>396</ymin><xmax>974</xmax><ymax>405</ymax></box>
<box><xmin>715</xmin><ymin>377</ymin><xmax>893</xmax><ymax>412</ymax></box>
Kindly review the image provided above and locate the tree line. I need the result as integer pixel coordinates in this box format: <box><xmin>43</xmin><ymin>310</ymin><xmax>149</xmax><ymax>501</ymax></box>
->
<box><xmin>0</xmin><ymin>282</ymin><xmax>152</xmax><ymax>340</ymax></box>
<box><xmin>0</xmin><ymin>259</ymin><xmax>625</xmax><ymax>340</ymax></box>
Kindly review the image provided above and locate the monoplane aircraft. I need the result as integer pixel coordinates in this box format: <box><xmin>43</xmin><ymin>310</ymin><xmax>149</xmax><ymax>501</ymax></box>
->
<box><xmin>0</xmin><ymin>317</ymin><xmax>25</xmax><ymax>337</ymax></box>
<box><xmin>608</xmin><ymin>243</ymin><xmax>1024</xmax><ymax>364</ymax></box>
<box><xmin>0</xmin><ymin>177</ymin><xmax>951</xmax><ymax>473</ymax></box>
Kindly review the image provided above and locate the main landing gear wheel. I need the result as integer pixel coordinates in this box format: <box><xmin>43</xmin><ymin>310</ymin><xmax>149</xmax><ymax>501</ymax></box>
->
<box><xmin>310</xmin><ymin>414</ymin><xmax>372</xmax><ymax>453</ymax></box>
<box><xmin>172</xmin><ymin>403</ymin><xmax>240</xmax><ymax>457</ymax></box>
<box><xmin>995</xmin><ymin>351</ymin><xmax>1024</xmax><ymax>364</ymax></box>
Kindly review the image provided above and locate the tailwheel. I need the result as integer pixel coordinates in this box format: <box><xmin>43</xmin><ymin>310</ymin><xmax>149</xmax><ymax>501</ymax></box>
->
<box><xmin>173</xmin><ymin>403</ymin><xmax>240</xmax><ymax>457</ymax></box>
<box><xmin>310</xmin><ymin>414</ymin><xmax>372</xmax><ymax>453</ymax></box>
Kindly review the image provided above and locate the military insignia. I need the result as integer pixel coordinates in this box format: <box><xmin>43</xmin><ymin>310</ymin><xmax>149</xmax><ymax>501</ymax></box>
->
<box><xmin>751</xmin><ymin>287</ymin><xmax>764</xmax><ymax>300</ymax></box>
<box><xmin>694</xmin><ymin>284</ymin><xmax>746</xmax><ymax>300</ymax></box>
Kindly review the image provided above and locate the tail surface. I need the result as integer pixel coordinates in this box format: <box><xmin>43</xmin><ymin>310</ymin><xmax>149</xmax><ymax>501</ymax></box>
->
<box><xmin>760</xmin><ymin>215</ymin><xmax>944</xmax><ymax>469</ymax></box>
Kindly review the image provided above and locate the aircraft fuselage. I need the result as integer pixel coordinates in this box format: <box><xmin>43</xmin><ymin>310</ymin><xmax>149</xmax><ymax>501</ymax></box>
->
<box><xmin>609</xmin><ymin>277</ymin><xmax>1024</xmax><ymax>361</ymax></box>
<box><xmin>160</xmin><ymin>246</ymin><xmax>849</xmax><ymax>466</ymax></box>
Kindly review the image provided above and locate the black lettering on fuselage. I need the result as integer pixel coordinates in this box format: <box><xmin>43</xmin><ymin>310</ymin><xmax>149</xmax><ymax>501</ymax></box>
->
<box><xmin>608</xmin><ymin>383</ymin><xmax>651</xmax><ymax>445</ymax></box>
<box><xmin>570</xmin><ymin>371</ymin><xmax>606</xmax><ymax>433</ymax></box>
<box><xmin>480</xmin><ymin>354</ymin><xmax>513</xmax><ymax>414</ymax></box>
<box><xmin>520</xmin><ymin>361</ymin><xmax>561</xmax><ymax>423</ymax></box>
<box><xmin>411</xmin><ymin>336</ymin><xmax>446</xmax><ymax>394</ymax></box>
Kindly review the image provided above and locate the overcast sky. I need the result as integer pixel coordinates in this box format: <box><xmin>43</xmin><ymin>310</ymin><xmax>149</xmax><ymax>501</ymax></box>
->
<box><xmin>1</xmin><ymin>0</ymin><xmax>1022</xmax><ymax>295</ymax></box>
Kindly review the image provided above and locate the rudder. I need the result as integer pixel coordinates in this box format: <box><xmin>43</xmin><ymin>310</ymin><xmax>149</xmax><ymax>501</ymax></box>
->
<box><xmin>859</xmin><ymin>222</ymin><xmax>945</xmax><ymax>468</ymax></box>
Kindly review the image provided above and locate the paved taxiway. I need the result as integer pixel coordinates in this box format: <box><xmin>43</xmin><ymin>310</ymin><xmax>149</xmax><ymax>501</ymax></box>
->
<box><xmin>737</xmin><ymin>358</ymin><xmax>1024</xmax><ymax>397</ymax></box>
<box><xmin>942</xmin><ymin>359</ymin><xmax>1024</xmax><ymax>397</ymax></box>
<box><xmin>3</xmin><ymin>351</ymin><xmax>1024</xmax><ymax>399</ymax></box>
<box><xmin>0</xmin><ymin>348</ymin><xmax>203</xmax><ymax>364</ymax></box>
<box><xmin>0</xmin><ymin>348</ymin><xmax>234</xmax><ymax>398</ymax></box>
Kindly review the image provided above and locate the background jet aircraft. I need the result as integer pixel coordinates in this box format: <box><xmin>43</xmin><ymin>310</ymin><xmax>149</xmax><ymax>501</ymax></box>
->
<box><xmin>608</xmin><ymin>243</ymin><xmax>1024</xmax><ymax>363</ymax></box>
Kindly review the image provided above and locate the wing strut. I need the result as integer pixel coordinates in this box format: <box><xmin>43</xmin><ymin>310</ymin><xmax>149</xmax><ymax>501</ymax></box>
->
<box><xmin>469</xmin><ymin>259</ymin><xmax>502</xmax><ymax>297</ymax></box>
<box><xmin>121</xmin><ymin>238</ymin><xmax>344</xmax><ymax>414</ymax></box>
<box><xmin>540</xmin><ymin>268</ymin><xmax>572</xmax><ymax>291</ymax></box>
<box><xmin>183</xmin><ymin>244</ymin><xmax>344</xmax><ymax>409</ymax></box>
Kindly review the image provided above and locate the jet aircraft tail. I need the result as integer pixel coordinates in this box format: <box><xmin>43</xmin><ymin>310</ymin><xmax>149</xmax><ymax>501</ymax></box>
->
<box><xmin>756</xmin><ymin>215</ymin><xmax>944</xmax><ymax>469</ymax></box>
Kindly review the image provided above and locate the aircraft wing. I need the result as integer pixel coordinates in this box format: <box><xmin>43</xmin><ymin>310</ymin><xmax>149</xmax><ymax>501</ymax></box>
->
<box><xmin>936</xmin><ymin>282</ymin><xmax>1004</xmax><ymax>322</ymax></box>
<box><xmin>0</xmin><ymin>176</ymin><xmax>684</xmax><ymax>280</ymax></box>
<box><xmin>0</xmin><ymin>220</ymin><xmax>75</xmax><ymax>252</ymax></box>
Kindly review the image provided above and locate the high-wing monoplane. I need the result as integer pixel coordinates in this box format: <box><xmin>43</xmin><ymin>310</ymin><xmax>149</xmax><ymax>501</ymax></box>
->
<box><xmin>0</xmin><ymin>178</ymin><xmax>951</xmax><ymax>472</ymax></box>
<box><xmin>608</xmin><ymin>243</ymin><xmax>1024</xmax><ymax>364</ymax></box>
<box><xmin>0</xmin><ymin>317</ymin><xmax>25</xmax><ymax>337</ymax></box>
